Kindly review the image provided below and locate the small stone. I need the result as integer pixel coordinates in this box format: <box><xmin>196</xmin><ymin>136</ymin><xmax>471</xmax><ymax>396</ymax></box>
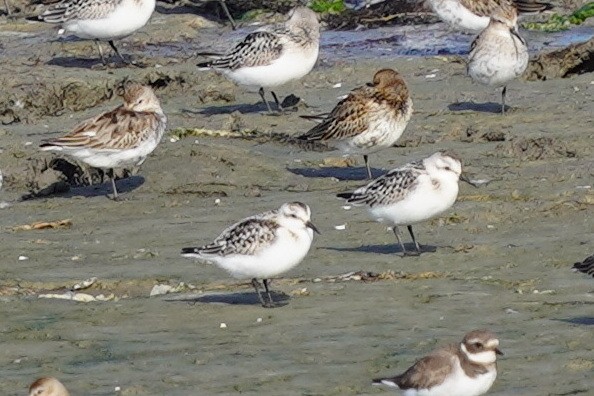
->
<box><xmin>220</xmin><ymin>323</ymin><xmax>227</xmax><ymax>329</ymax></box>
<box><xmin>150</xmin><ymin>284</ymin><xmax>173</xmax><ymax>297</ymax></box>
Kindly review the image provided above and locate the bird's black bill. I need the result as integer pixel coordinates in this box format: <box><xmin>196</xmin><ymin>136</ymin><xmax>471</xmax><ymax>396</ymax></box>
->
<box><xmin>306</xmin><ymin>221</ymin><xmax>321</xmax><ymax>235</ymax></box>
<box><xmin>495</xmin><ymin>348</ymin><xmax>504</xmax><ymax>356</ymax></box>
<box><xmin>460</xmin><ymin>173</ymin><xmax>478</xmax><ymax>188</ymax></box>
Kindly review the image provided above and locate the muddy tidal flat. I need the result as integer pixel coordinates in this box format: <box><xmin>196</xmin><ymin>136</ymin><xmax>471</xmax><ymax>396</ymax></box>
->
<box><xmin>0</xmin><ymin>6</ymin><xmax>593</xmax><ymax>396</ymax></box>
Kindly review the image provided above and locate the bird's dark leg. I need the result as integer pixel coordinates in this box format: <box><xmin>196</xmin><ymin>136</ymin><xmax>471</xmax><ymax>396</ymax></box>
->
<box><xmin>393</xmin><ymin>226</ymin><xmax>407</xmax><ymax>255</ymax></box>
<box><xmin>263</xmin><ymin>279</ymin><xmax>275</xmax><ymax>306</ymax></box>
<box><xmin>270</xmin><ymin>91</ymin><xmax>283</xmax><ymax>112</ymax></box>
<box><xmin>108</xmin><ymin>40</ymin><xmax>128</xmax><ymax>64</ymax></box>
<box><xmin>258</xmin><ymin>87</ymin><xmax>274</xmax><ymax>113</ymax></box>
<box><xmin>4</xmin><ymin>0</ymin><xmax>11</xmax><ymax>16</ymax></box>
<box><xmin>251</xmin><ymin>278</ymin><xmax>271</xmax><ymax>307</ymax></box>
<box><xmin>218</xmin><ymin>0</ymin><xmax>236</xmax><ymax>30</ymax></box>
<box><xmin>407</xmin><ymin>225</ymin><xmax>421</xmax><ymax>254</ymax></box>
<box><xmin>107</xmin><ymin>168</ymin><xmax>119</xmax><ymax>200</ymax></box>
<box><xmin>363</xmin><ymin>154</ymin><xmax>372</xmax><ymax>179</ymax></box>
<box><xmin>501</xmin><ymin>86</ymin><xmax>507</xmax><ymax>115</ymax></box>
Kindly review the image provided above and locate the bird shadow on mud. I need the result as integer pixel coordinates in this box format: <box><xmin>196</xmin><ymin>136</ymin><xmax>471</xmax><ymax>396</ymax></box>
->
<box><xmin>163</xmin><ymin>291</ymin><xmax>290</xmax><ymax>307</ymax></box>
<box><xmin>191</xmin><ymin>102</ymin><xmax>273</xmax><ymax>115</ymax></box>
<box><xmin>322</xmin><ymin>243</ymin><xmax>437</xmax><ymax>255</ymax></box>
<box><xmin>448</xmin><ymin>101</ymin><xmax>509</xmax><ymax>114</ymax></box>
<box><xmin>21</xmin><ymin>176</ymin><xmax>145</xmax><ymax>201</ymax></box>
<box><xmin>556</xmin><ymin>316</ymin><xmax>594</xmax><ymax>326</ymax></box>
<box><xmin>46</xmin><ymin>57</ymin><xmax>139</xmax><ymax>69</ymax></box>
<box><xmin>287</xmin><ymin>166</ymin><xmax>383</xmax><ymax>181</ymax></box>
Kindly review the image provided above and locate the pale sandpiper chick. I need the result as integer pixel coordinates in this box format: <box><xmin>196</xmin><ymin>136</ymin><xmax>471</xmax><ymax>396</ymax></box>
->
<box><xmin>426</xmin><ymin>0</ymin><xmax>551</xmax><ymax>31</ymax></box>
<box><xmin>39</xmin><ymin>0</ymin><xmax>156</xmax><ymax>64</ymax></box>
<box><xmin>181</xmin><ymin>202</ymin><xmax>319</xmax><ymax>308</ymax></box>
<box><xmin>337</xmin><ymin>151</ymin><xmax>475</xmax><ymax>256</ymax></box>
<box><xmin>196</xmin><ymin>7</ymin><xmax>320</xmax><ymax>113</ymax></box>
<box><xmin>373</xmin><ymin>330</ymin><xmax>503</xmax><ymax>396</ymax></box>
<box><xmin>467</xmin><ymin>6</ymin><xmax>528</xmax><ymax>114</ymax></box>
<box><xmin>298</xmin><ymin>69</ymin><xmax>412</xmax><ymax>179</ymax></box>
<box><xmin>39</xmin><ymin>84</ymin><xmax>167</xmax><ymax>200</ymax></box>
<box><xmin>572</xmin><ymin>255</ymin><xmax>594</xmax><ymax>278</ymax></box>
<box><xmin>29</xmin><ymin>377</ymin><xmax>70</xmax><ymax>396</ymax></box>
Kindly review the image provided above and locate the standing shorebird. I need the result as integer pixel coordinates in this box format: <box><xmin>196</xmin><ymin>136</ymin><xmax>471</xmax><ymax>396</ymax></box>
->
<box><xmin>298</xmin><ymin>68</ymin><xmax>412</xmax><ymax>179</ymax></box>
<box><xmin>196</xmin><ymin>7</ymin><xmax>320</xmax><ymax>113</ymax></box>
<box><xmin>38</xmin><ymin>0</ymin><xmax>156</xmax><ymax>64</ymax></box>
<box><xmin>337</xmin><ymin>152</ymin><xmax>475</xmax><ymax>256</ymax></box>
<box><xmin>467</xmin><ymin>6</ymin><xmax>529</xmax><ymax>114</ymax></box>
<box><xmin>29</xmin><ymin>377</ymin><xmax>70</xmax><ymax>396</ymax></box>
<box><xmin>39</xmin><ymin>84</ymin><xmax>167</xmax><ymax>200</ymax></box>
<box><xmin>426</xmin><ymin>0</ymin><xmax>551</xmax><ymax>31</ymax></box>
<box><xmin>572</xmin><ymin>255</ymin><xmax>594</xmax><ymax>278</ymax></box>
<box><xmin>181</xmin><ymin>202</ymin><xmax>319</xmax><ymax>308</ymax></box>
<box><xmin>373</xmin><ymin>330</ymin><xmax>503</xmax><ymax>396</ymax></box>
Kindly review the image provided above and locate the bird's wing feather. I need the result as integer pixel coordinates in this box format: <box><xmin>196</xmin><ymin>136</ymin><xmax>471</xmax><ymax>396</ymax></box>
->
<box><xmin>204</xmin><ymin>31</ymin><xmax>284</xmax><ymax>70</ymax></box>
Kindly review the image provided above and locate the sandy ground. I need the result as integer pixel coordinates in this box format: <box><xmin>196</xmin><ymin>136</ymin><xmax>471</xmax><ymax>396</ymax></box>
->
<box><xmin>0</xmin><ymin>8</ymin><xmax>593</xmax><ymax>396</ymax></box>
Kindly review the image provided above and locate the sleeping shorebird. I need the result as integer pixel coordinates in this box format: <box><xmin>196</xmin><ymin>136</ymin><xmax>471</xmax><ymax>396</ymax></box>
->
<box><xmin>181</xmin><ymin>202</ymin><xmax>319</xmax><ymax>308</ymax></box>
<box><xmin>426</xmin><ymin>0</ymin><xmax>552</xmax><ymax>31</ymax></box>
<box><xmin>467</xmin><ymin>6</ymin><xmax>529</xmax><ymax>114</ymax></box>
<box><xmin>196</xmin><ymin>7</ymin><xmax>320</xmax><ymax>113</ymax></box>
<box><xmin>39</xmin><ymin>84</ymin><xmax>167</xmax><ymax>200</ymax></box>
<box><xmin>298</xmin><ymin>68</ymin><xmax>412</xmax><ymax>179</ymax></box>
<box><xmin>29</xmin><ymin>377</ymin><xmax>70</xmax><ymax>396</ymax></box>
<box><xmin>337</xmin><ymin>152</ymin><xmax>475</xmax><ymax>256</ymax></box>
<box><xmin>39</xmin><ymin>0</ymin><xmax>156</xmax><ymax>64</ymax></box>
<box><xmin>373</xmin><ymin>330</ymin><xmax>503</xmax><ymax>396</ymax></box>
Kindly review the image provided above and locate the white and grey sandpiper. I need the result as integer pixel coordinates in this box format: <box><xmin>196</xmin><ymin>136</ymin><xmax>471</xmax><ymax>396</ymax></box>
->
<box><xmin>39</xmin><ymin>84</ymin><xmax>167</xmax><ymax>200</ymax></box>
<box><xmin>426</xmin><ymin>0</ymin><xmax>551</xmax><ymax>31</ymax></box>
<box><xmin>337</xmin><ymin>151</ymin><xmax>475</xmax><ymax>255</ymax></box>
<box><xmin>39</xmin><ymin>0</ymin><xmax>156</xmax><ymax>64</ymax></box>
<box><xmin>181</xmin><ymin>202</ymin><xmax>319</xmax><ymax>308</ymax></box>
<box><xmin>29</xmin><ymin>377</ymin><xmax>70</xmax><ymax>396</ymax></box>
<box><xmin>467</xmin><ymin>6</ymin><xmax>529</xmax><ymax>114</ymax></box>
<box><xmin>373</xmin><ymin>329</ymin><xmax>503</xmax><ymax>396</ymax></box>
<box><xmin>196</xmin><ymin>7</ymin><xmax>320</xmax><ymax>113</ymax></box>
<box><xmin>298</xmin><ymin>68</ymin><xmax>412</xmax><ymax>179</ymax></box>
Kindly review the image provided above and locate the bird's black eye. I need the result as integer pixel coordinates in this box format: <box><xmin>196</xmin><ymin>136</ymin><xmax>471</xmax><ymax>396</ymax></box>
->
<box><xmin>445</xmin><ymin>166</ymin><xmax>451</xmax><ymax>171</ymax></box>
<box><xmin>474</xmin><ymin>342</ymin><xmax>483</xmax><ymax>349</ymax></box>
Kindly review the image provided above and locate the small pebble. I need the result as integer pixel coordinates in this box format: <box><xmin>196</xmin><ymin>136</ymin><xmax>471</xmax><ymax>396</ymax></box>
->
<box><xmin>341</xmin><ymin>205</ymin><xmax>352</xmax><ymax>210</ymax></box>
<box><xmin>18</xmin><ymin>256</ymin><xmax>28</xmax><ymax>261</ymax></box>
<box><xmin>115</xmin><ymin>386</ymin><xmax>121</xmax><ymax>391</ymax></box>
<box><xmin>334</xmin><ymin>224</ymin><xmax>346</xmax><ymax>230</ymax></box>
<box><xmin>220</xmin><ymin>323</ymin><xmax>227</xmax><ymax>329</ymax></box>
<box><xmin>214</xmin><ymin>198</ymin><xmax>221</xmax><ymax>206</ymax></box>
<box><xmin>332</xmin><ymin>82</ymin><xmax>342</xmax><ymax>88</ymax></box>
<box><xmin>256</xmin><ymin>318</ymin><xmax>262</xmax><ymax>323</ymax></box>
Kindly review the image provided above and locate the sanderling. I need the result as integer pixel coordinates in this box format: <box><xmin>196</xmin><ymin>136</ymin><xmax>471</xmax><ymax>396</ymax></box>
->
<box><xmin>467</xmin><ymin>6</ymin><xmax>528</xmax><ymax>114</ymax></box>
<box><xmin>337</xmin><ymin>151</ymin><xmax>475</xmax><ymax>255</ymax></box>
<box><xmin>29</xmin><ymin>377</ymin><xmax>70</xmax><ymax>396</ymax></box>
<box><xmin>373</xmin><ymin>330</ymin><xmax>503</xmax><ymax>396</ymax></box>
<box><xmin>572</xmin><ymin>255</ymin><xmax>594</xmax><ymax>278</ymax></box>
<box><xmin>181</xmin><ymin>202</ymin><xmax>319</xmax><ymax>308</ymax></box>
<box><xmin>426</xmin><ymin>0</ymin><xmax>551</xmax><ymax>31</ymax></box>
<box><xmin>39</xmin><ymin>84</ymin><xmax>167</xmax><ymax>200</ymax></box>
<box><xmin>196</xmin><ymin>6</ymin><xmax>320</xmax><ymax>113</ymax></box>
<box><xmin>298</xmin><ymin>69</ymin><xmax>412</xmax><ymax>179</ymax></box>
<box><xmin>39</xmin><ymin>0</ymin><xmax>156</xmax><ymax>64</ymax></box>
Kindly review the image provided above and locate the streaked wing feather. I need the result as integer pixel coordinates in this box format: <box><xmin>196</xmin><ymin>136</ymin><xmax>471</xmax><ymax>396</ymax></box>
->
<box><xmin>343</xmin><ymin>162</ymin><xmax>424</xmax><ymax>207</ymax></box>
<box><xmin>40</xmin><ymin>0</ymin><xmax>118</xmax><ymax>22</ymax></box>
<box><xmin>199</xmin><ymin>218</ymin><xmax>280</xmax><ymax>256</ymax></box>
<box><xmin>206</xmin><ymin>31</ymin><xmax>283</xmax><ymax>70</ymax></box>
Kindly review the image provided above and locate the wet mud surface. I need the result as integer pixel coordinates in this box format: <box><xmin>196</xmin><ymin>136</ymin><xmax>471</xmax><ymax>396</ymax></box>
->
<box><xmin>0</xmin><ymin>7</ymin><xmax>593</xmax><ymax>396</ymax></box>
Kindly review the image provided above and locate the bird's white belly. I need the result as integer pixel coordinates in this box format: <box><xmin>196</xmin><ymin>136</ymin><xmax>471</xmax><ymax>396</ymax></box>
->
<box><xmin>403</xmin><ymin>366</ymin><xmax>497</xmax><ymax>396</ymax></box>
<box><xmin>368</xmin><ymin>179</ymin><xmax>459</xmax><ymax>226</ymax></box>
<box><xmin>63</xmin><ymin>0</ymin><xmax>155</xmax><ymax>40</ymax></box>
<box><xmin>430</xmin><ymin>0</ymin><xmax>489</xmax><ymax>31</ymax></box>
<box><xmin>340</xmin><ymin>99</ymin><xmax>413</xmax><ymax>155</ymax></box>
<box><xmin>223</xmin><ymin>46</ymin><xmax>319</xmax><ymax>88</ymax></box>
<box><xmin>208</xmin><ymin>228</ymin><xmax>314</xmax><ymax>279</ymax></box>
